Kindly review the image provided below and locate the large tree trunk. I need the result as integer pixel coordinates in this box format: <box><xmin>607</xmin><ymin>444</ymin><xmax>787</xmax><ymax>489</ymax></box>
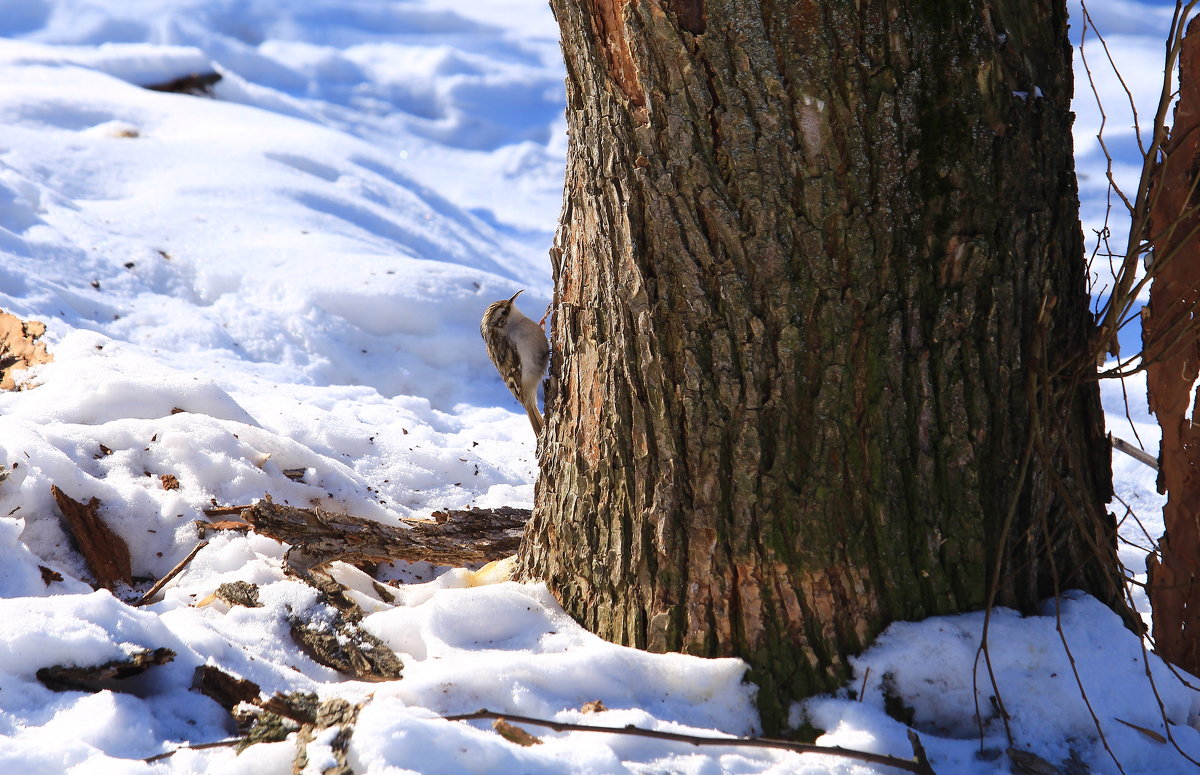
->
<box><xmin>518</xmin><ymin>0</ymin><xmax>1128</xmax><ymax>732</ymax></box>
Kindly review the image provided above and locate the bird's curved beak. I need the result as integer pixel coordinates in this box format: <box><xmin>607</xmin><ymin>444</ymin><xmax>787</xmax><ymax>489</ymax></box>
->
<box><xmin>508</xmin><ymin>290</ymin><xmax>524</xmax><ymax>303</ymax></box>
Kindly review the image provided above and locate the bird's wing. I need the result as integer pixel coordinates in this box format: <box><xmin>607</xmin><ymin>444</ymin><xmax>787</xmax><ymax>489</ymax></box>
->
<box><xmin>484</xmin><ymin>333</ymin><xmax>525</xmax><ymax>403</ymax></box>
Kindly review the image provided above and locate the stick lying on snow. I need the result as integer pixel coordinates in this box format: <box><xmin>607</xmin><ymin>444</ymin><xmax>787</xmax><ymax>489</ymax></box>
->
<box><xmin>444</xmin><ymin>709</ymin><xmax>937</xmax><ymax>775</ymax></box>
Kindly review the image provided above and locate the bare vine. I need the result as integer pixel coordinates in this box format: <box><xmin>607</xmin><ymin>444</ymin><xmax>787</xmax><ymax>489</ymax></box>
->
<box><xmin>971</xmin><ymin>4</ymin><xmax>1200</xmax><ymax>770</ymax></box>
<box><xmin>1084</xmin><ymin>0</ymin><xmax>1200</xmax><ymax>377</ymax></box>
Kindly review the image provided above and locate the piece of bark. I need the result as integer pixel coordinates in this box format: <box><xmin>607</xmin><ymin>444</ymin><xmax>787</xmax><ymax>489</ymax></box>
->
<box><xmin>241</xmin><ymin>498</ymin><xmax>530</xmax><ymax>572</ymax></box>
<box><xmin>144</xmin><ymin>72</ymin><xmax>222</xmax><ymax>96</ymax></box>
<box><xmin>255</xmin><ymin>692</ymin><xmax>321</xmax><ymax>725</ymax></box>
<box><xmin>292</xmin><ymin>698</ymin><xmax>362</xmax><ymax>775</ymax></box>
<box><xmin>37</xmin><ymin>647</ymin><xmax>175</xmax><ymax>693</ymax></box>
<box><xmin>213</xmin><ymin>581</ymin><xmax>262</xmax><ymax>608</ymax></box>
<box><xmin>225</xmin><ymin>692</ymin><xmax>321</xmax><ymax>753</ymax></box>
<box><xmin>39</xmin><ymin>565</ymin><xmax>63</xmax><ymax>585</ymax></box>
<box><xmin>51</xmin><ymin>486</ymin><xmax>131</xmax><ymax>591</ymax></box>
<box><xmin>1145</xmin><ymin>14</ymin><xmax>1200</xmax><ymax>678</ymax></box>
<box><xmin>285</xmin><ymin>566</ymin><xmax>402</xmax><ymax>681</ymax></box>
<box><xmin>288</xmin><ymin>608</ymin><xmax>403</xmax><ymax>682</ymax></box>
<box><xmin>160</xmin><ymin>474</ymin><xmax>180</xmax><ymax>490</ymax></box>
<box><xmin>192</xmin><ymin>665</ymin><xmax>262</xmax><ymax>712</ymax></box>
<box><xmin>0</xmin><ymin>312</ymin><xmax>52</xmax><ymax>390</ymax></box>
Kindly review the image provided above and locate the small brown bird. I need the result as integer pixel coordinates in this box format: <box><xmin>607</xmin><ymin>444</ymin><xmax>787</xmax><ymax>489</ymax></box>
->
<box><xmin>480</xmin><ymin>290</ymin><xmax>550</xmax><ymax>435</ymax></box>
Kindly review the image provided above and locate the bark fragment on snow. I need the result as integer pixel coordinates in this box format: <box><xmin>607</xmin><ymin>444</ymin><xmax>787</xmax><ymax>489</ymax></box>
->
<box><xmin>0</xmin><ymin>311</ymin><xmax>52</xmax><ymax>390</ymax></box>
<box><xmin>292</xmin><ymin>698</ymin><xmax>363</xmax><ymax>775</ymax></box>
<box><xmin>51</xmin><ymin>485</ymin><xmax>132</xmax><ymax>591</ymax></box>
<box><xmin>190</xmin><ymin>668</ymin><xmax>366</xmax><ymax>766</ymax></box>
<box><xmin>233</xmin><ymin>692</ymin><xmax>319</xmax><ymax>752</ymax></box>
<box><xmin>192</xmin><ymin>664</ymin><xmax>262</xmax><ymax>712</ymax></box>
<box><xmin>287</xmin><ymin>569</ymin><xmax>403</xmax><ymax>682</ymax></box>
<box><xmin>213</xmin><ymin>580</ymin><xmax>263</xmax><ymax>608</ymax></box>
<box><xmin>39</xmin><ymin>565</ymin><xmax>63</xmax><ymax>585</ymax></box>
<box><xmin>37</xmin><ymin>647</ymin><xmax>175</xmax><ymax>693</ymax></box>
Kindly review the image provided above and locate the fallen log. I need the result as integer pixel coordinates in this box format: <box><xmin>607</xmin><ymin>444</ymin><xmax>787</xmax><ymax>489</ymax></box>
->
<box><xmin>240</xmin><ymin>498</ymin><xmax>530</xmax><ymax>572</ymax></box>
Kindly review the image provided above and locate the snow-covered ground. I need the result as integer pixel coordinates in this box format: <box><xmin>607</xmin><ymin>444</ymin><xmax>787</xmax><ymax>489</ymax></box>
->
<box><xmin>0</xmin><ymin>0</ymin><xmax>1195</xmax><ymax>772</ymax></box>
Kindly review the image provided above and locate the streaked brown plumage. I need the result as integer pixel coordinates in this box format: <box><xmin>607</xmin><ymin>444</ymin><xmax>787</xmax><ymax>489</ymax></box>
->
<box><xmin>480</xmin><ymin>290</ymin><xmax>549</xmax><ymax>435</ymax></box>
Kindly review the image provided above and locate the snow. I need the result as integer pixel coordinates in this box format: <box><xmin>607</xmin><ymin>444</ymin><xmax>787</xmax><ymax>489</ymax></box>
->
<box><xmin>0</xmin><ymin>0</ymin><xmax>1196</xmax><ymax>772</ymax></box>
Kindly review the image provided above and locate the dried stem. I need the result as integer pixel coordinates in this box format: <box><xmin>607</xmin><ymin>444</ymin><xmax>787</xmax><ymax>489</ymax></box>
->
<box><xmin>443</xmin><ymin>710</ymin><xmax>936</xmax><ymax>774</ymax></box>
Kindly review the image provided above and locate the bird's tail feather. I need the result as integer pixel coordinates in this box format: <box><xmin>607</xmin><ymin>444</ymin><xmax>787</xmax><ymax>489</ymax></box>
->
<box><xmin>523</xmin><ymin>398</ymin><xmax>543</xmax><ymax>436</ymax></box>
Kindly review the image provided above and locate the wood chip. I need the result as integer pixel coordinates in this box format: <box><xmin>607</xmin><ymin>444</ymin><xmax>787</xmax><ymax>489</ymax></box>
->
<box><xmin>212</xmin><ymin>581</ymin><xmax>262</xmax><ymax>608</ymax></box>
<box><xmin>160</xmin><ymin>474</ymin><xmax>180</xmax><ymax>490</ymax></box>
<box><xmin>493</xmin><ymin>718</ymin><xmax>542</xmax><ymax>746</ymax></box>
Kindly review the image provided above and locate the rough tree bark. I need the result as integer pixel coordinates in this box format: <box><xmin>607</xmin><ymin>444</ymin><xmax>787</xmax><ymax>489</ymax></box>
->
<box><xmin>518</xmin><ymin>0</ymin><xmax>1128</xmax><ymax>731</ymax></box>
<box><xmin>1145</xmin><ymin>16</ymin><xmax>1200</xmax><ymax>678</ymax></box>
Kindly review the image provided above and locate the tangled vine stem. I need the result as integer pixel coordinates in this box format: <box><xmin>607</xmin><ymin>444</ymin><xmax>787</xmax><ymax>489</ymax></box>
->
<box><xmin>1037</xmin><ymin>4</ymin><xmax>1200</xmax><ymax>771</ymax></box>
<box><xmin>1083</xmin><ymin>0</ymin><xmax>1200</xmax><ymax>378</ymax></box>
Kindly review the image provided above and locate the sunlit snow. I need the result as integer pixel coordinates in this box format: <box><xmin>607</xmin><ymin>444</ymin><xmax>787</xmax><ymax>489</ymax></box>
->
<box><xmin>0</xmin><ymin>0</ymin><xmax>1196</xmax><ymax>773</ymax></box>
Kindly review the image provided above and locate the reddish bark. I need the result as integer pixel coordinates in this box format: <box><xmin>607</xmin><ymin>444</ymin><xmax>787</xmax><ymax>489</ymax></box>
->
<box><xmin>1145</xmin><ymin>16</ymin><xmax>1200</xmax><ymax>676</ymax></box>
<box><xmin>51</xmin><ymin>486</ymin><xmax>132</xmax><ymax>591</ymax></box>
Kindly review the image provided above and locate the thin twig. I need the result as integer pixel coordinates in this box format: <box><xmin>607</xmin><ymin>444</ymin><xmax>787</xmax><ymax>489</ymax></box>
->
<box><xmin>1111</xmin><ymin>436</ymin><xmax>1159</xmax><ymax>470</ymax></box>
<box><xmin>201</xmin><ymin>505</ymin><xmax>252</xmax><ymax>517</ymax></box>
<box><xmin>1122</xmin><ymin>572</ymin><xmax>1200</xmax><ymax>766</ymax></box>
<box><xmin>443</xmin><ymin>710</ymin><xmax>937</xmax><ymax>774</ymax></box>
<box><xmin>134</xmin><ymin>541</ymin><xmax>208</xmax><ymax>607</ymax></box>
<box><xmin>858</xmin><ymin>666</ymin><xmax>871</xmax><ymax>703</ymax></box>
<box><xmin>143</xmin><ymin>738</ymin><xmax>242</xmax><ymax>763</ymax></box>
<box><xmin>1035</xmin><ymin>430</ymin><xmax>1128</xmax><ymax>775</ymax></box>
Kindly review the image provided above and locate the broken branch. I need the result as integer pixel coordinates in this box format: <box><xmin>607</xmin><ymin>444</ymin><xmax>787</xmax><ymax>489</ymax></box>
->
<box><xmin>134</xmin><ymin>540</ymin><xmax>208</xmax><ymax>606</ymax></box>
